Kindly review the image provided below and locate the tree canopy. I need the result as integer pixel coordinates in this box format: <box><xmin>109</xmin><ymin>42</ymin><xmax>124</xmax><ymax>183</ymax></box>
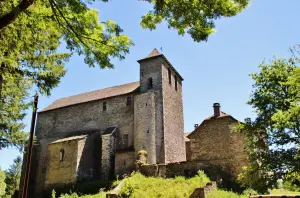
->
<box><xmin>4</xmin><ymin>156</ymin><xmax>22</xmax><ymax>197</ymax></box>
<box><xmin>237</xmin><ymin>55</ymin><xmax>300</xmax><ymax>193</ymax></box>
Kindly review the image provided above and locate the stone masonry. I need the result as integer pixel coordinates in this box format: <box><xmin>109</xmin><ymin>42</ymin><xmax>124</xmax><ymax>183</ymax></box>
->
<box><xmin>187</xmin><ymin>103</ymin><xmax>249</xmax><ymax>177</ymax></box>
<box><xmin>21</xmin><ymin>49</ymin><xmax>187</xmax><ymax>197</ymax></box>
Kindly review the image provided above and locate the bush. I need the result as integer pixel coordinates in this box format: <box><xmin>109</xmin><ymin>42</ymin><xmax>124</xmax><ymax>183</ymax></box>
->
<box><xmin>283</xmin><ymin>171</ymin><xmax>300</xmax><ymax>192</ymax></box>
<box><xmin>119</xmin><ymin>171</ymin><xmax>210</xmax><ymax>198</ymax></box>
<box><xmin>207</xmin><ymin>190</ymin><xmax>248</xmax><ymax>198</ymax></box>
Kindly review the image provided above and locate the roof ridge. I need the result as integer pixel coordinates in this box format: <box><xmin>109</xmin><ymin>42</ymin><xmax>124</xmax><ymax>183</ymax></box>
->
<box><xmin>55</xmin><ymin>81</ymin><xmax>139</xmax><ymax>102</ymax></box>
<box><xmin>40</xmin><ymin>81</ymin><xmax>140</xmax><ymax>112</ymax></box>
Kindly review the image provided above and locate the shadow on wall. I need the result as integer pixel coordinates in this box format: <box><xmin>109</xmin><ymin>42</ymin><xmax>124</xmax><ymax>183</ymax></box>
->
<box><xmin>77</xmin><ymin>131</ymin><xmax>102</xmax><ymax>181</ymax></box>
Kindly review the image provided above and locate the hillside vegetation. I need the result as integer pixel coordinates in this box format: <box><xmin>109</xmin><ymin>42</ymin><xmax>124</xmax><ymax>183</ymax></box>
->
<box><xmin>57</xmin><ymin>172</ymin><xmax>300</xmax><ymax>198</ymax></box>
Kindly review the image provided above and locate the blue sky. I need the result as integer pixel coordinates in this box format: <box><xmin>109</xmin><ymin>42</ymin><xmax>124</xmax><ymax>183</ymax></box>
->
<box><xmin>1</xmin><ymin>0</ymin><xmax>300</xmax><ymax>170</ymax></box>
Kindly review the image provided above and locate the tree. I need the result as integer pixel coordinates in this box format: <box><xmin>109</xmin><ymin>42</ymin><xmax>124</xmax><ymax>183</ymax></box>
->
<box><xmin>237</xmin><ymin>56</ymin><xmax>300</xmax><ymax>193</ymax></box>
<box><xmin>0</xmin><ymin>0</ymin><xmax>250</xmax><ymax>42</ymax></box>
<box><xmin>0</xmin><ymin>168</ymin><xmax>6</xmax><ymax>196</ymax></box>
<box><xmin>0</xmin><ymin>0</ymin><xmax>132</xmax><ymax>150</ymax></box>
<box><xmin>4</xmin><ymin>156</ymin><xmax>22</xmax><ymax>197</ymax></box>
<box><xmin>0</xmin><ymin>0</ymin><xmax>249</xmax><ymax>150</ymax></box>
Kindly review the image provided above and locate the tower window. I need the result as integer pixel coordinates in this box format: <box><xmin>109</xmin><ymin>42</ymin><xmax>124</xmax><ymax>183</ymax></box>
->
<box><xmin>126</xmin><ymin>96</ymin><xmax>132</xmax><ymax>106</ymax></box>
<box><xmin>123</xmin><ymin>134</ymin><xmax>128</xmax><ymax>148</ymax></box>
<box><xmin>147</xmin><ymin>78</ymin><xmax>153</xmax><ymax>89</ymax></box>
<box><xmin>103</xmin><ymin>102</ymin><xmax>107</xmax><ymax>111</ymax></box>
<box><xmin>175</xmin><ymin>76</ymin><xmax>178</xmax><ymax>91</ymax></box>
<box><xmin>59</xmin><ymin>149</ymin><xmax>65</xmax><ymax>162</ymax></box>
<box><xmin>168</xmin><ymin>68</ymin><xmax>172</xmax><ymax>85</ymax></box>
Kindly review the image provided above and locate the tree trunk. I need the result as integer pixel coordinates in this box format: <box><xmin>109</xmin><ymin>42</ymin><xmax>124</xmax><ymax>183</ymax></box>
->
<box><xmin>0</xmin><ymin>0</ymin><xmax>35</xmax><ymax>30</ymax></box>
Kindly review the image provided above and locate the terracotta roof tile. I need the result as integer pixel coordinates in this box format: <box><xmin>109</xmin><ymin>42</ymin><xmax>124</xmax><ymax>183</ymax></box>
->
<box><xmin>204</xmin><ymin>111</ymin><xmax>232</xmax><ymax>121</ymax></box>
<box><xmin>147</xmin><ymin>48</ymin><xmax>161</xmax><ymax>58</ymax></box>
<box><xmin>187</xmin><ymin>111</ymin><xmax>237</xmax><ymax>138</ymax></box>
<box><xmin>40</xmin><ymin>82</ymin><xmax>140</xmax><ymax>112</ymax></box>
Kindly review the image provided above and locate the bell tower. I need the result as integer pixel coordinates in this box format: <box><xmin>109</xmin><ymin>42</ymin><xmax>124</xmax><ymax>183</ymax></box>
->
<box><xmin>134</xmin><ymin>49</ymin><xmax>186</xmax><ymax>164</ymax></box>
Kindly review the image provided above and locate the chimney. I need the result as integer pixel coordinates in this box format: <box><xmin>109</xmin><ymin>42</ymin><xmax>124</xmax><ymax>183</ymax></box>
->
<box><xmin>194</xmin><ymin>124</ymin><xmax>199</xmax><ymax>129</ymax></box>
<box><xmin>244</xmin><ymin>118</ymin><xmax>251</xmax><ymax>124</ymax></box>
<box><xmin>213</xmin><ymin>103</ymin><xmax>221</xmax><ymax>117</ymax></box>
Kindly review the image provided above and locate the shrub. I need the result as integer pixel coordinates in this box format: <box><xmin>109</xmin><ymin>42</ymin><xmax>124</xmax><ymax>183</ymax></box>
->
<box><xmin>119</xmin><ymin>171</ymin><xmax>210</xmax><ymax>198</ymax></box>
<box><xmin>207</xmin><ymin>190</ymin><xmax>248</xmax><ymax>198</ymax></box>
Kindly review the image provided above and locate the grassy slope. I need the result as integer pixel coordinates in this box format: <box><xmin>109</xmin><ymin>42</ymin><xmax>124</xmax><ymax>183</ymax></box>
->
<box><xmin>118</xmin><ymin>171</ymin><xmax>210</xmax><ymax>198</ymax></box>
<box><xmin>59</xmin><ymin>172</ymin><xmax>300</xmax><ymax>198</ymax></box>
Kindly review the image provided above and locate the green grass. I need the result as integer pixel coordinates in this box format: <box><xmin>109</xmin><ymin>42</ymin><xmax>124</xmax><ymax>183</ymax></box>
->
<box><xmin>270</xmin><ymin>189</ymin><xmax>300</xmax><ymax>195</ymax></box>
<box><xmin>207</xmin><ymin>190</ymin><xmax>248</xmax><ymax>198</ymax></box>
<box><xmin>118</xmin><ymin>171</ymin><xmax>210</xmax><ymax>198</ymax></box>
<box><xmin>57</xmin><ymin>172</ymin><xmax>300</xmax><ymax>198</ymax></box>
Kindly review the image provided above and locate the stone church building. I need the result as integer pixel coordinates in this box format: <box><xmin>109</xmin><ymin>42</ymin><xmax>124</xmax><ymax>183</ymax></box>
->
<box><xmin>21</xmin><ymin>49</ymin><xmax>250</xmax><ymax>197</ymax></box>
<box><xmin>27</xmin><ymin>49</ymin><xmax>186</xmax><ymax>196</ymax></box>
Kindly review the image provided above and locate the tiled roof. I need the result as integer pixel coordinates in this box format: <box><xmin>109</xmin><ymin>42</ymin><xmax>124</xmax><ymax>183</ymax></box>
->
<box><xmin>204</xmin><ymin>111</ymin><xmax>232</xmax><ymax>121</ymax></box>
<box><xmin>187</xmin><ymin>111</ymin><xmax>237</xmax><ymax>138</ymax></box>
<box><xmin>147</xmin><ymin>48</ymin><xmax>161</xmax><ymax>58</ymax></box>
<box><xmin>40</xmin><ymin>82</ymin><xmax>140</xmax><ymax>112</ymax></box>
<box><xmin>49</xmin><ymin>135</ymin><xmax>87</xmax><ymax>144</ymax></box>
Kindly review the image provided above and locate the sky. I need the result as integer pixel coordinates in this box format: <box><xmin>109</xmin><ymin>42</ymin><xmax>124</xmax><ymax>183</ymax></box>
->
<box><xmin>1</xmin><ymin>0</ymin><xmax>300</xmax><ymax>170</ymax></box>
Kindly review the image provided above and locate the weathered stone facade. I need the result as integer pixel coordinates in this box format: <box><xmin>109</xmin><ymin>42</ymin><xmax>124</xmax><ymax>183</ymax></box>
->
<box><xmin>186</xmin><ymin>104</ymin><xmax>249</xmax><ymax>177</ymax></box>
<box><xmin>22</xmin><ymin>49</ymin><xmax>186</xmax><ymax>197</ymax></box>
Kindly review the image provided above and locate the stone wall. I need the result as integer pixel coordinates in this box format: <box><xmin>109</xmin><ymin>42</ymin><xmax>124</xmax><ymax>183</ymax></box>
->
<box><xmin>188</xmin><ymin>117</ymin><xmax>249</xmax><ymax>177</ymax></box>
<box><xmin>134</xmin><ymin>92</ymin><xmax>157</xmax><ymax>164</ymax></box>
<box><xmin>186</xmin><ymin>140</ymin><xmax>192</xmax><ymax>161</ymax></box>
<box><xmin>138</xmin><ymin>57</ymin><xmax>165</xmax><ymax>164</ymax></box>
<box><xmin>115</xmin><ymin>151</ymin><xmax>135</xmax><ymax>177</ymax></box>
<box><xmin>189</xmin><ymin>182</ymin><xmax>217</xmax><ymax>198</ymax></box>
<box><xmin>138</xmin><ymin>161</ymin><xmax>208</xmax><ymax>178</ymax></box>
<box><xmin>101</xmin><ymin>133</ymin><xmax>115</xmax><ymax>180</ymax></box>
<box><xmin>77</xmin><ymin>132</ymin><xmax>101</xmax><ymax>181</ymax></box>
<box><xmin>138</xmin><ymin>55</ymin><xmax>186</xmax><ymax>164</ymax></box>
<box><xmin>45</xmin><ymin>138</ymin><xmax>84</xmax><ymax>188</ymax></box>
<box><xmin>32</xmin><ymin>93</ymin><xmax>135</xmax><ymax>196</ymax></box>
<box><xmin>161</xmin><ymin>59</ymin><xmax>186</xmax><ymax>163</ymax></box>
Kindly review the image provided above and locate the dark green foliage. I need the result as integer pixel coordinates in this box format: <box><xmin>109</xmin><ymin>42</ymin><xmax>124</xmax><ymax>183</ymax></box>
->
<box><xmin>141</xmin><ymin>0</ymin><xmax>249</xmax><ymax>42</ymax></box>
<box><xmin>202</xmin><ymin>165</ymin><xmax>245</xmax><ymax>193</ymax></box>
<box><xmin>0</xmin><ymin>168</ymin><xmax>6</xmax><ymax>196</ymax></box>
<box><xmin>4</xmin><ymin>156</ymin><xmax>22</xmax><ymax>197</ymax></box>
<box><xmin>0</xmin><ymin>0</ymin><xmax>132</xmax><ymax>150</ymax></box>
<box><xmin>237</xmin><ymin>55</ymin><xmax>300</xmax><ymax>193</ymax></box>
<box><xmin>44</xmin><ymin>179</ymin><xmax>114</xmax><ymax>198</ymax></box>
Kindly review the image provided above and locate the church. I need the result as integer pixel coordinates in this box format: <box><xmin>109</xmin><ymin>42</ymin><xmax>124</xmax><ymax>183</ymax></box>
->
<box><xmin>21</xmin><ymin>49</ymin><xmax>250</xmax><ymax>197</ymax></box>
<box><xmin>27</xmin><ymin>49</ymin><xmax>187</xmax><ymax>196</ymax></box>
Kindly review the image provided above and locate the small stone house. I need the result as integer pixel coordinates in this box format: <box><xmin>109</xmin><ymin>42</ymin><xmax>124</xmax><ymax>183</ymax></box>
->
<box><xmin>23</xmin><ymin>49</ymin><xmax>186</xmax><ymax>197</ymax></box>
<box><xmin>186</xmin><ymin>103</ymin><xmax>249</xmax><ymax>177</ymax></box>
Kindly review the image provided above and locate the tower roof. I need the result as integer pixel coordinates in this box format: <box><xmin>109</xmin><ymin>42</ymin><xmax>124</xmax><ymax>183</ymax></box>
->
<box><xmin>147</xmin><ymin>48</ymin><xmax>161</xmax><ymax>58</ymax></box>
<box><xmin>137</xmin><ymin>49</ymin><xmax>184</xmax><ymax>81</ymax></box>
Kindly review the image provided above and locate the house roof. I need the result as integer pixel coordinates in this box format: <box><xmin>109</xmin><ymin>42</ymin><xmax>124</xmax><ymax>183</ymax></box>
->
<box><xmin>40</xmin><ymin>81</ymin><xmax>140</xmax><ymax>112</ymax></box>
<box><xmin>137</xmin><ymin>49</ymin><xmax>184</xmax><ymax>81</ymax></box>
<box><xmin>187</xmin><ymin>111</ymin><xmax>237</xmax><ymax>138</ymax></box>
<box><xmin>49</xmin><ymin>135</ymin><xmax>87</xmax><ymax>144</ymax></box>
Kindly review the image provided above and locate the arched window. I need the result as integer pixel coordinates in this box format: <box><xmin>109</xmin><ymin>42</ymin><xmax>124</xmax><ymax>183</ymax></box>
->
<box><xmin>60</xmin><ymin>149</ymin><xmax>65</xmax><ymax>162</ymax></box>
